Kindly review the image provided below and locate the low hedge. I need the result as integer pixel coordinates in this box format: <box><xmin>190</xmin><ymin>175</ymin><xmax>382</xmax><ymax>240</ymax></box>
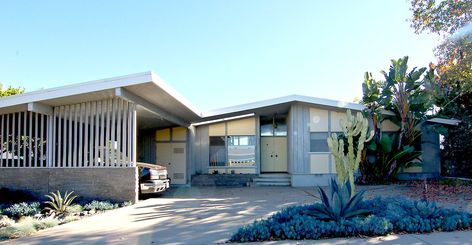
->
<box><xmin>230</xmin><ymin>197</ymin><xmax>472</xmax><ymax>242</ymax></box>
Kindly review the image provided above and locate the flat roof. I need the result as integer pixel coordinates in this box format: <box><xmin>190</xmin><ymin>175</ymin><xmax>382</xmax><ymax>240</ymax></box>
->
<box><xmin>0</xmin><ymin>71</ymin><xmax>379</xmax><ymax>123</ymax></box>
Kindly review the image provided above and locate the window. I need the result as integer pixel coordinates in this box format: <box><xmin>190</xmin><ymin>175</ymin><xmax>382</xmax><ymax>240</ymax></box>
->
<box><xmin>228</xmin><ymin>136</ymin><xmax>256</xmax><ymax>166</ymax></box>
<box><xmin>209</xmin><ymin>136</ymin><xmax>226</xmax><ymax>166</ymax></box>
<box><xmin>260</xmin><ymin>115</ymin><xmax>287</xmax><ymax>136</ymax></box>
<box><xmin>310</xmin><ymin>132</ymin><xmax>330</xmax><ymax>152</ymax></box>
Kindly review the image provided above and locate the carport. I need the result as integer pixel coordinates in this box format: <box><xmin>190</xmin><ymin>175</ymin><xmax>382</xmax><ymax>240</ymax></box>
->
<box><xmin>0</xmin><ymin>72</ymin><xmax>200</xmax><ymax>202</ymax></box>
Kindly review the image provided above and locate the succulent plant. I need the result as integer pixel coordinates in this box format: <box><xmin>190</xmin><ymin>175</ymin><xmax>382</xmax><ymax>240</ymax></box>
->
<box><xmin>305</xmin><ymin>178</ymin><xmax>370</xmax><ymax>222</ymax></box>
<box><xmin>44</xmin><ymin>191</ymin><xmax>78</xmax><ymax>215</ymax></box>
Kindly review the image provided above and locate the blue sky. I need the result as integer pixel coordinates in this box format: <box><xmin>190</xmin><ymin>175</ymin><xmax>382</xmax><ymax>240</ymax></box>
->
<box><xmin>0</xmin><ymin>1</ymin><xmax>440</xmax><ymax>111</ymax></box>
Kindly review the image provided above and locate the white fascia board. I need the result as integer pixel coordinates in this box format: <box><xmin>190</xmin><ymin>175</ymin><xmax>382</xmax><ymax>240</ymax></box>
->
<box><xmin>203</xmin><ymin>95</ymin><xmax>366</xmax><ymax>118</ymax></box>
<box><xmin>0</xmin><ymin>72</ymin><xmax>154</xmax><ymax>109</ymax></box>
<box><xmin>192</xmin><ymin>113</ymin><xmax>255</xmax><ymax>126</ymax></box>
<box><xmin>27</xmin><ymin>102</ymin><xmax>53</xmax><ymax>115</ymax></box>
<box><xmin>427</xmin><ymin>118</ymin><xmax>461</xmax><ymax>126</ymax></box>
<box><xmin>115</xmin><ymin>87</ymin><xmax>190</xmax><ymax>127</ymax></box>
<box><xmin>150</xmin><ymin>72</ymin><xmax>202</xmax><ymax>117</ymax></box>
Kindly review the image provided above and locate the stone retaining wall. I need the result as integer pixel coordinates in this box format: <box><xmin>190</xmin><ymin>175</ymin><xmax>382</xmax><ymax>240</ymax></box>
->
<box><xmin>191</xmin><ymin>174</ymin><xmax>256</xmax><ymax>187</ymax></box>
<box><xmin>0</xmin><ymin>168</ymin><xmax>138</xmax><ymax>202</ymax></box>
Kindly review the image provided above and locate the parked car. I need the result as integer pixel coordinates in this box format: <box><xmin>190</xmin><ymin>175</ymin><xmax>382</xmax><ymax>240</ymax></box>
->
<box><xmin>137</xmin><ymin>162</ymin><xmax>170</xmax><ymax>195</ymax></box>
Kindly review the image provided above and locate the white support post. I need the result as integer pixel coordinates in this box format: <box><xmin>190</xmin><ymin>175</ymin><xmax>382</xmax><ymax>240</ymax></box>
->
<box><xmin>117</xmin><ymin>98</ymin><xmax>122</xmax><ymax>166</ymax></box>
<box><xmin>127</xmin><ymin>103</ymin><xmax>132</xmax><ymax>167</ymax></box>
<box><xmin>94</xmin><ymin>101</ymin><xmax>100</xmax><ymax>167</ymax></box>
<box><xmin>105</xmin><ymin>99</ymin><xmax>111</xmax><ymax>167</ymax></box>
<box><xmin>122</xmin><ymin>101</ymin><xmax>128</xmax><ymax>165</ymax></box>
<box><xmin>58</xmin><ymin>106</ymin><xmax>63</xmax><ymax>167</ymax></box>
<box><xmin>40</xmin><ymin>114</ymin><xmax>44</xmax><ymax>167</ymax></box>
<box><xmin>12</xmin><ymin>113</ymin><xmax>16</xmax><ymax>167</ymax></box>
<box><xmin>22</xmin><ymin>112</ymin><xmax>26</xmax><ymax>167</ymax></box>
<box><xmin>99</xmin><ymin>101</ymin><xmax>105</xmax><ymax>167</ymax></box>
<box><xmin>6</xmin><ymin>114</ymin><xmax>10</xmax><ymax>167</ymax></box>
<box><xmin>28</xmin><ymin>112</ymin><xmax>32</xmax><ymax>167</ymax></box>
<box><xmin>52</xmin><ymin>108</ymin><xmax>58</xmax><ymax>167</ymax></box>
<box><xmin>132</xmin><ymin>103</ymin><xmax>137</xmax><ymax>167</ymax></box>
<box><xmin>68</xmin><ymin>105</ymin><xmax>72</xmax><ymax>167</ymax></box>
<box><xmin>17</xmin><ymin>112</ymin><xmax>21</xmax><ymax>167</ymax></box>
<box><xmin>84</xmin><ymin>102</ymin><xmax>89</xmax><ymax>166</ymax></box>
<box><xmin>78</xmin><ymin>103</ymin><xmax>84</xmax><ymax>167</ymax></box>
<box><xmin>88</xmin><ymin>102</ymin><xmax>93</xmax><ymax>167</ymax></box>
<box><xmin>34</xmin><ymin>113</ymin><xmax>38</xmax><ymax>167</ymax></box>
<box><xmin>46</xmin><ymin>113</ymin><xmax>53</xmax><ymax>167</ymax></box>
<box><xmin>111</xmin><ymin>98</ymin><xmax>116</xmax><ymax>167</ymax></box>
<box><xmin>73</xmin><ymin>104</ymin><xmax>78</xmax><ymax>167</ymax></box>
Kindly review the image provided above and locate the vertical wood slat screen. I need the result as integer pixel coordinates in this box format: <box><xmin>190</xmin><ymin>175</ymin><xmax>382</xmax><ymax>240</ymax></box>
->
<box><xmin>52</xmin><ymin>98</ymin><xmax>136</xmax><ymax>168</ymax></box>
<box><xmin>0</xmin><ymin>111</ymin><xmax>48</xmax><ymax>167</ymax></box>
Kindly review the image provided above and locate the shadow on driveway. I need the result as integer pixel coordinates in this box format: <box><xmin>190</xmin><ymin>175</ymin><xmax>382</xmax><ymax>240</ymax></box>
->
<box><xmin>5</xmin><ymin>187</ymin><xmax>317</xmax><ymax>245</ymax></box>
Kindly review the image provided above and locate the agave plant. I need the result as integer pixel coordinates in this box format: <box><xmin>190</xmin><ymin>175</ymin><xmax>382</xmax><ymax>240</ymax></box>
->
<box><xmin>411</xmin><ymin>199</ymin><xmax>442</xmax><ymax>219</ymax></box>
<box><xmin>44</xmin><ymin>190</ymin><xmax>78</xmax><ymax>215</ymax></box>
<box><xmin>305</xmin><ymin>178</ymin><xmax>370</xmax><ymax>222</ymax></box>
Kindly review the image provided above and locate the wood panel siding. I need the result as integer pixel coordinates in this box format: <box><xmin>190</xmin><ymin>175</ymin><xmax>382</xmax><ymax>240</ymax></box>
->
<box><xmin>194</xmin><ymin>125</ymin><xmax>209</xmax><ymax>174</ymax></box>
<box><xmin>288</xmin><ymin>103</ymin><xmax>310</xmax><ymax>174</ymax></box>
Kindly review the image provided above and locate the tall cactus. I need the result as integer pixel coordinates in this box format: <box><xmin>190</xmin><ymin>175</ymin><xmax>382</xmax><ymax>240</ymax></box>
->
<box><xmin>327</xmin><ymin>109</ymin><xmax>374</xmax><ymax>193</ymax></box>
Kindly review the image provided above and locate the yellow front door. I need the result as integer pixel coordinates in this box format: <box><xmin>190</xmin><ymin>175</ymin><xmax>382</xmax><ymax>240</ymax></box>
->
<box><xmin>261</xmin><ymin>136</ymin><xmax>287</xmax><ymax>172</ymax></box>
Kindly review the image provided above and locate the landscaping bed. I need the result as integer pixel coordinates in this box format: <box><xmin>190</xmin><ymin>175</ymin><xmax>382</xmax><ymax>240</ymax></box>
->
<box><xmin>0</xmin><ymin>188</ymin><xmax>131</xmax><ymax>241</ymax></box>
<box><xmin>229</xmin><ymin>197</ymin><xmax>472</xmax><ymax>243</ymax></box>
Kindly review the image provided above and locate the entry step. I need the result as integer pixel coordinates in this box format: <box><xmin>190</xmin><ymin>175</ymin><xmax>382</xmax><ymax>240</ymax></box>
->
<box><xmin>253</xmin><ymin>173</ymin><xmax>291</xmax><ymax>186</ymax></box>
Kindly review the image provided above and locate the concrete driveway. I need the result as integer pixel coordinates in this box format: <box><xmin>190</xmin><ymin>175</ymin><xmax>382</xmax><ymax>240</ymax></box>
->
<box><xmin>4</xmin><ymin>186</ymin><xmax>472</xmax><ymax>245</ymax></box>
<box><xmin>5</xmin><ymin>187</ymin><xmax>316</xmax><ymax>245</ymax></box>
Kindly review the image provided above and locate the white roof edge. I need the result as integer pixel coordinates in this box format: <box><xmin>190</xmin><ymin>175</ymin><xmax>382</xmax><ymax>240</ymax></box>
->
<box><xmin>150</xmin><ymin>72</ymin><xmax>202</xmax><ymax>117</ymax></box>
<box><xmin>203</xmin><ymin>94</ymin><xmax>365</xmax><ymax>118</ymax></box>
<box><xmin>0</xmin><ymin>71</ymin><xmax>154</xmax><ymax>108</ymax></box>
<box><xmin>427</xmin><ymin>117</ymin><xmax>461</xmax><ymax>126</ymax></box>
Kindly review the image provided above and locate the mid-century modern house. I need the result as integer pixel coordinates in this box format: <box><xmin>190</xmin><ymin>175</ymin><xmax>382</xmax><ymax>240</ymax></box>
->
<box><xmin>0</xmin><ymin>72</ymin><xmax>447</xmax><ymax>202</ymax></box>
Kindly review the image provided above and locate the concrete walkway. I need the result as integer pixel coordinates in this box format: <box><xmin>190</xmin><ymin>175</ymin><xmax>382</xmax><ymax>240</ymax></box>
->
<box><xmin>3</xmin><ymin>187</ymin><xmax>472</xmax><ymax>245</ymax></box>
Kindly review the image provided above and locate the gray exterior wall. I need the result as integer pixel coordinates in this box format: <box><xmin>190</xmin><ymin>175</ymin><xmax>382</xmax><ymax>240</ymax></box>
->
<box><xmin>194</xmin><ymin>125</ymin><xmax>209</xmax><ymax>174</ymax></box>
<box><xmin>398</xmin><ymin>123</ymin><xmax>441</xmax><ymax>180</ymax></box>
<box><xmin>288</xmin><ymin>103</ymin><xmax>310</xmax><ymax>174</ymax></box>
<box><xmin>0</xmin><ymin>168</ymin><xmax>138</xmax><ymax>202</ymax></box>
<box><xmin>138</xmin><ymin>129</ymin><xmax>157</xmax><ymax>164</ymax></box>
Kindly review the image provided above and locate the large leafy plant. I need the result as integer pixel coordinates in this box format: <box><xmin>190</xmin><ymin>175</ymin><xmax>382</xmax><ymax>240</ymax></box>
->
<box><xmin>305</xmin><ymin>178</ymin><xmax>370</xmax><ymax>222</ymax></box>
<box><xmin>360</xmin><ymin>56</ymin><xmax>432</xmax><ymax>183</ymax></box>
<box><xmin>361</xmin><ymin>133</ymin><xmax>421</xmax><ymax>183</ymax></box>
<box><xmin>44</xmin><ymin>191</ymin><xmax>78</xmax><ymax>215</ymax></box>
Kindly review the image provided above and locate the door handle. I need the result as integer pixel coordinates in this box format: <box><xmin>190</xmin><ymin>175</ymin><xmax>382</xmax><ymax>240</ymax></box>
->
<box><xmin>270</xmin><ymin>155</ymin><xmax>273</xmax><ymax>157</ymax></box>
<box><xmin>275</xmin><ymin>155</ymin><xmax>278</xmax><ymax>158</ymax></box>
<box><xmin>168</xmin><ymin>162</ymin><xmax>171</xmax><ymax>165</ymax></box>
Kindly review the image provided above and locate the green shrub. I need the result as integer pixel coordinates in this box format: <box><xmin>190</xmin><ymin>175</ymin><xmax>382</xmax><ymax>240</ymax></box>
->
<box><xmin>3</xmin><ymin>202</ymin><xmax>40</xmax><ymax>219</ymax></box>
<box><xmin>60</xmin><ymin>215</ymin><xmax>80</xmax><ymax>224</ymax></box>
<box><xmin>0</xmin><ymin>219</ymin><xmax>36</xmax><ymax>240</ymax></box>
<box><xmin>120</xmin><ymin>201</ymin><xmax>133</xmax><ymax>207</ymax></box>
<box><xmin>0</xmin><ymin>216</ymin><xmax>13</xmax><ymax>228</ymax></box>
<box><xmin>65</xmin><ymin>204</ymin><xmax>83</xmax><ymax>214</ymax></box>
<box><xmin>229</xmin><ymin>197</ymin><xmax>472</xmax><ymax>242</ymax></box>
<box><xmin>33</xmin><ymin>218</ymin><xmax>59</xmax><ymax>231</ymax></box>
<box><xmin>304</xmin><ymin>178</ymin><xmax>370</xmax><ymax>222</ymax></box>
<box><xmin>44</xmin><ymin>191</ymin><xmax>78</xmax><ymax>215</ymax></box>
<box><xmin>83</xmin><ymin>200</ymin><xmax>118</xmax><ymax>211</ymax></box>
